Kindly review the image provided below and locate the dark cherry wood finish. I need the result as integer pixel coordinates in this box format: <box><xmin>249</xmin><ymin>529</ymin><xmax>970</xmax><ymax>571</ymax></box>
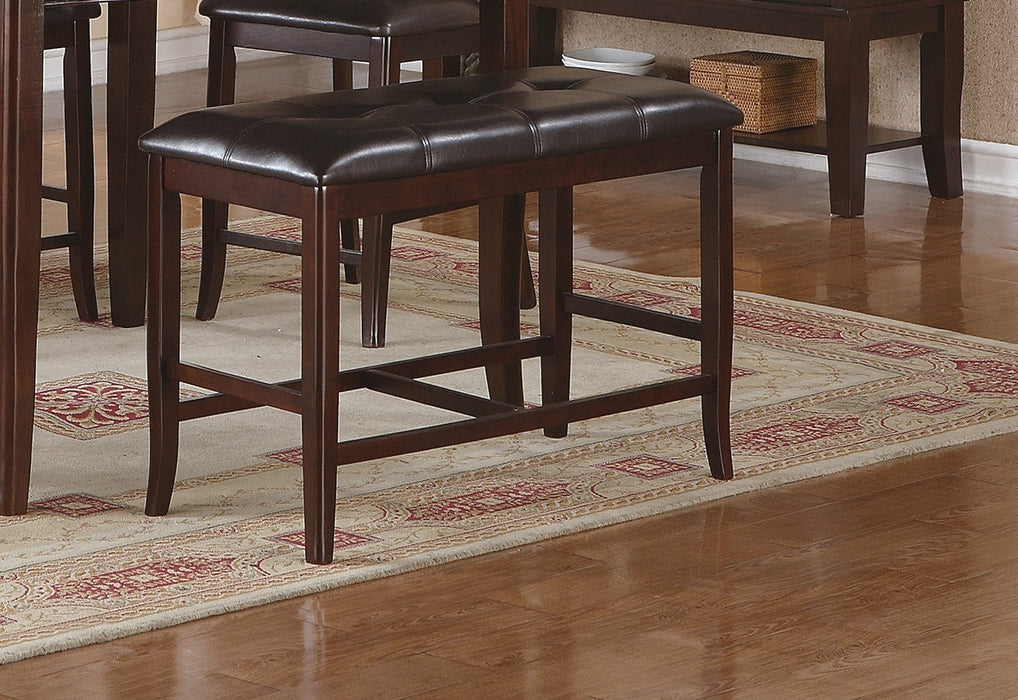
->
<box><xmin>147</xmin><ymin>126</ymin><xmax>735</xmax><ymax>564</ymax></box>
<box><xmin>43</xmin><ymin>5</ymin><xmax>100</xmax><ymax>323</ymax></box>
<box><xmin>0</xmin><ymin>0</ymin><xmax>155</xmax><ymax>516</ymax></box>
<box><xmin>145</xmin><ymin>5</ymin><xmax>735</xmax><ymax>563</ymax></box>
<box><xmin>527</xmin><ymin>0</ymin><xmax>966</xmax><ymax>218</ymax></box>
<box><xmin>198</xmin><ymin>8</ymin><xmax>480</xmax><ymax>348</ymax></box>
<box><xmin>0</xmin><ymin>0</ymin><xmax>45</xmax><ymax>517</ymax></box>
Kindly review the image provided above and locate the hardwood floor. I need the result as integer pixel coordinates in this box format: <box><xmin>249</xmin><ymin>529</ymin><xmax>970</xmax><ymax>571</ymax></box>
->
<box><xmin>9</xmin><ymin>56</ymin><xmax>1018</xmax><ymax>696</ymax></box>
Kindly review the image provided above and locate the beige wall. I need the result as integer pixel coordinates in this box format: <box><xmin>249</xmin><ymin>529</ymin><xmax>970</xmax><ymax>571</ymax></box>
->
<box><xmin>91</xmin><ymin>0</ymin><xmax>200</xmax><ymax>37</ymax></box>
<box><xmin>564</xmin><ymin>0</ymin><xmax>1017</xmax><ymax>145</ymax></box>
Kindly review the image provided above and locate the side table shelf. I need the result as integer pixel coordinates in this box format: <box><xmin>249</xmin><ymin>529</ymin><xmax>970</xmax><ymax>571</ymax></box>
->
<box><xmin>736</xmin><ymin>121</ymin><xmax>925</xmax><ymax>156</ymax></box>
<box><xmin>530</xmin><ymin>0</ymin><xmax>966</xmax><ymax>217</ymax></box>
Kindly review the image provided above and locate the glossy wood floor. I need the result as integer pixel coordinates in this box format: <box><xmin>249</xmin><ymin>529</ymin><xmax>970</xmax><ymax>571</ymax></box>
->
<box><xmin>9</xmin><ymin>57</ymin><xmax>1018</xmax><ymax>696</ymax></box>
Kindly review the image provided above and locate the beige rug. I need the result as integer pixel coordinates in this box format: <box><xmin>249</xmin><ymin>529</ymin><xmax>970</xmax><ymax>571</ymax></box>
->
<box><xmin>5</xmin><ymin>216</ymin><xmax>1018</xmax><ymax>664</ymax></box>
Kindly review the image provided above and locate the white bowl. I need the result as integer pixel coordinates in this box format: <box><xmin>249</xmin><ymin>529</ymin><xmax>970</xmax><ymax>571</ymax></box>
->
<box><xmin>563</xmin><ymin>56</ymin><xmax>657</xmax><ymax>75</ymax></box>
<box><xmin>563</xmin><ymin>47</ymin><xmax>656</xmax><ymax>66</ymax></box>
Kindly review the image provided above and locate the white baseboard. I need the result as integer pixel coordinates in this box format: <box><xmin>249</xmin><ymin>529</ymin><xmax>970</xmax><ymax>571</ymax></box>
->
<box><xmin>43</xmin><ymin>26</ymin><xmax>211</xmax><ymax>91</ymax></box>
<box><xmin>46</xmin><ymin>26</ymin><xmax>1017</xmax><ymax>201</ymax></box>
<box><xmin>736</xmin><ymin>138</ymin><xmax>1018</xmax><ymax>200</ymax></box>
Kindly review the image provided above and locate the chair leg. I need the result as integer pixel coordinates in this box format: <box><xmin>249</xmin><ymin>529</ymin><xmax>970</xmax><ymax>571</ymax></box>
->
<box><xmin>368</xmin><ymin>36</ymin><xmax>400</xmax><ymax>87</ymax></box>
<box><xmin>422</xmin><ymin>57</ymin><xmax>445</xmax><ymax>80</ymax></box>
<box><xmin>145</xmin><ymin>160</ymin><xmax>183</xmax><ymax>516</ymax></box>
<box><xmin>699</xmin><ymin>133</ymin><xmax>734</xmax><ymax>481</ymax></box>
<box><xmin>441</xmin><ymin>55</ymin><xmax>462</xmax><ymax>78</ymax></box>
<box><xmin>340</xmin><ymin>219</ymin><xmax>360</xmax><ymax>284</ymax></box>
<box><xmin>519</xmin><ymin>240</ymin><xmax>537</xmax><ymax>310</ymax></box>
<box><xmin>359</xmin><ymin>215</ymin><xmax>393</xmax><ymax>348</ymax></box>
<box><xmin>196</xmin><ymin>19</ymin><xmax>236</xmax><ymax>321</ymax></box>
<box><xmin>328</xmin><ymin>52</ymin><xmax>362</xmax><ymax>286</ymax></box>
<box><xmin>332</xmin><ymin>58</ymin><xmax>354</xmax><ymax>90</ymax></box>
<box><xmin>196</xmin><ymin>199</ymin><xmax>229</xmax><ymax>320</ymax></box>
<box><xmin>63</xmin><ymin>19</ymin><xmax>99</xmax><ymax>322</ymax></box>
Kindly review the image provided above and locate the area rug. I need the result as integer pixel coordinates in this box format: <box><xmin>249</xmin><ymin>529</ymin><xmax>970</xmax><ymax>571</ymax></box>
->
<box><xmin>5</xmin><ymin>215</ymin><xmax>1018</xmax><ymax>664</ymax></box>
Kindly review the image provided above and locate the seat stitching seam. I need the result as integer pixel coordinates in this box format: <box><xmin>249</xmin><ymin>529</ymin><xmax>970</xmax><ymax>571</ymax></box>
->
<box><xmin>493</xmin><ymin>105</ymin><xmax>542</xmax><ymax>157</ymax></box>
<box><xmin>223</xmin><ymin>118</ymin><xmax>288</xmax><ymax>162</ymax></box>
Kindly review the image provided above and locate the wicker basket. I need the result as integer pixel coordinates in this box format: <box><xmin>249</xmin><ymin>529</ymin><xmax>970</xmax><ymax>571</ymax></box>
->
<box><xmin>690</xmin><ymin>51</ymin><xmax>817</xmax><ymax>134</ymax></box>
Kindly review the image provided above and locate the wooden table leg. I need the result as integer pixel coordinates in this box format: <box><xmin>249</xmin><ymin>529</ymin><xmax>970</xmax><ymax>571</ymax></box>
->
<box><xmin>824</xmin><ymin>16</ymin><xmax>870</xmax><ymax>218</ymax></box>
<box><xmin>530</xmin><ymin>6</ymin><xmax>558</xmax><ymax>66</ymax></box>
<box><xmin>920</xmin><ymin>1</ymin><xmax>964</xmax><ymax>200</ymax></box>
<box><xmin>105</xmin><ymin>0</ymin><xmax>157</xmax><ymax>328</ymax></box>
<box><xmin>1</xmin><ymin>0</ymin><xmax>44</xmax><ymax>515</ymax></box>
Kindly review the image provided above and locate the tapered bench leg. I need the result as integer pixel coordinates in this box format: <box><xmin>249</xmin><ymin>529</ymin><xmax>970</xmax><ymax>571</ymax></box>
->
<box><xmin>301</xmin><ymin>190</ymin><xmax>341</xmax><ymax>565</ymax></box>
<box><xmin>699</xmin><ymin>133</ymin><xmax>734</xmax><ymax>481</ymax></box>
<box><xmin>360</xmin><ymin>215</ymin><xmax>392</xmax><ymax>348</ymax></box>
<box><xmin>538</xmin><ymin>187</ymin><xmax>573</xmax><ymax>439</ymax></box>
<box><xmin>146</xmin><ymin>157</ymin><xmax>183</xmax><ymax>515</ymax></box>
<box><xmin>478</xmin><ymin>195</ymin><xmax>526</xmax><ymax>406</ymax></box>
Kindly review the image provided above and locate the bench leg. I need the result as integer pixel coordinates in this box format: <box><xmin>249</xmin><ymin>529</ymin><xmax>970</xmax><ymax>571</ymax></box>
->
<box><xmin>699</xmin><ymin>133</ymin><xmax>735</xmax><ymax>481</ymax></box>
<box><xmin>478</xmin><ymin>195</ymin><xmax>526</xmax><ymax>406</ymax></box>
<box><xmin>146</xmin><ymin>158</ymin><xmax>183</xmax><ymax>515</ymax></box>
<box><xmin>360</xmin><ymin>215</ymin><xmax>392</xmax><ymax>348</ymax></box>
<box><xmin>538</xmin><ymin>187</ymin><xmax>573</xmax><ymax>438</ymax></box>
<box><xmin>301</xmin><ymin>190</ymin><xmax>341</xmax><ymax>565</ymax></box>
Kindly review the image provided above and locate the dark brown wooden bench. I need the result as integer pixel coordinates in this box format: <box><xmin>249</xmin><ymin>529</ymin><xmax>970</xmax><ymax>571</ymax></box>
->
<box><xmin>139</xmin><ymin>66</ymin><xmax>743</xmax><ymax>564</ymax></box>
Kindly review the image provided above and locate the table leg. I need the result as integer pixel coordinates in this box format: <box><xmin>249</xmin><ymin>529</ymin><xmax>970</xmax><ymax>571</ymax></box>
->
<box><xmin>920</xmin><ymin>1</ymin><xmax>964</xmax><ymax>200</ymax></box>
<box><xmin>824</xmin><ymin>16</ymin><xmax>870</xmax><ymax>218</ymax></box>
<box><xmin>105</xmin><ymin>0</ymin><xmax>157</xmax><ymax>328</ymax></box>
<box><xmin>530</xmin><ymin>6</ymin><xmax>558</xmax><ymax>66</ymax></box>
<box><xmin>480</xmin><ymin>0</ymin><xmax>530</xmax><ymax>72</ymax></box>
<box><xmin>1</xmin><ymin>0</ymin><xmax>44</xmax><ymax>515</ymax></box>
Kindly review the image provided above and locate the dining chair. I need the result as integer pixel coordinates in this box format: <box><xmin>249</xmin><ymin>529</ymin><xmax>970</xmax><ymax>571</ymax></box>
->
<box><xmin>194</xmin><ymin>0</ymin><xmax>484</xmax><ymax>347</ymax></box>
<box><xmin>42</xmin><ymin>2</ymin><xmax>102</xmax><ymax>322</ymax></box>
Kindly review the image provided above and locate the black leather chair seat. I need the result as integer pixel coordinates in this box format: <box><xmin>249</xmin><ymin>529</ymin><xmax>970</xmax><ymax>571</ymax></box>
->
<box><xmin>140</xmin><ymin>66</ymin><xmax>744</xmax><ymax>186</ymax></box>
<box><xmin>44</xmin><ymin>3</ymin><xmax>102</xmax><ymax>25</ymax></box>
<box><xmin>198</xmin><ymin>0</ymin><xmax>479</xmax><ymax>37</ymax></box>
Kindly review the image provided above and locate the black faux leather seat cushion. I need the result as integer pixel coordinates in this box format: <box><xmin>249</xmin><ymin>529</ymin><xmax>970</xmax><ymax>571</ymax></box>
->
<box><xmin>198</xmin><ymin>0</ymin><xmax>478</xmax><ymax>36</ymax></box>
<box><xmin>140</xmin><ymin>66</ymin><xmax>744</xmax><ymax>187</ymax></box>
<box><xmin>44</xmin><ymin>2</ymin><xmax>102</xmax><ymax>26</ymax></box>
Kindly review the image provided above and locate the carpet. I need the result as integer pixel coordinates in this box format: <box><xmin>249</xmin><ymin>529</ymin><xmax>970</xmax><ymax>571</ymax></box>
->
<box><xmin>5</xmin><ymin>215</ymin><xmax>1018</xmax><ymax>664</ymax></box>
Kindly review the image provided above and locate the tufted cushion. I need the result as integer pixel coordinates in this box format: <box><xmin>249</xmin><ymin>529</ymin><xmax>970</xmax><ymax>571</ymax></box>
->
<box><xmin>198</xmin><ymin>0</ymin><xmax>479</xmax><ymax>37</ymax></box>
<box><xmin>140</xmin><ymin>66</ymin><xmax>744</xmax><ymax>187</ymax></box>
<box><xmin>44</xmin><ymin>2</ymin><xmax>102</xmax><ymax>26</ymax></box>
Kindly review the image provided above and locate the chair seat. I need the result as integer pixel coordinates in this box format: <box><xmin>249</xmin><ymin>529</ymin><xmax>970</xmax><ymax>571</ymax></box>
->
<box><xmin>140</xmin><ymin>66</ymin><xmax>743</xmax><ymax>186</ymax></box>
<box><xmin>198</xmin><ymin>0</ymin><xmax>479</xmax><ymax>37</ymax></box>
